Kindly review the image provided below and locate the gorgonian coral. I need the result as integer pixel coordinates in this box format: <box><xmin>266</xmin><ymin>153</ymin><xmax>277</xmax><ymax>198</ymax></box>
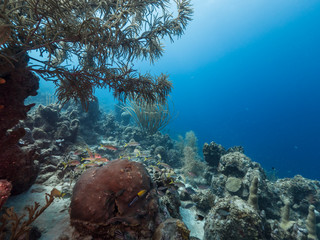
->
<box><xmin>0</xmin><ymin>0</ymin><xmax>193</xmax><ymax>109</ymax></box>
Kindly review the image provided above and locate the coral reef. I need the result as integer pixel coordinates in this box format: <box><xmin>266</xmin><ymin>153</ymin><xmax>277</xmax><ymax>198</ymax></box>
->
<box><xmin>1</xmin><ymin>102</ymin><xmax>319</xmax><ymax>240</ymax></box>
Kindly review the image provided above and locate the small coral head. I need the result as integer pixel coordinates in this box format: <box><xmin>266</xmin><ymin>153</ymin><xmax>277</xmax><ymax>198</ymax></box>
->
<box><xmin>0</xmin><ymin>180</ymin><xmax>12</xmax><ymax>209</ymax></box>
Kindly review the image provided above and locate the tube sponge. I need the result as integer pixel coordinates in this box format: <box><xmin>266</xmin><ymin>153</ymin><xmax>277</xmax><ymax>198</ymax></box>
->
<box><xmin>280</xmin><ymin>200</ymin><xmax>295</xmax><ymax>231</ymax></box>
<box><xmin>248</xmin><ymin>176</ymin><xmax>259</xmax><ymax>210</ymax></box>
<box><xmin>306</xmin><ymin>205</ymin><xmax>318</xmax><ymax>240</ymax></box>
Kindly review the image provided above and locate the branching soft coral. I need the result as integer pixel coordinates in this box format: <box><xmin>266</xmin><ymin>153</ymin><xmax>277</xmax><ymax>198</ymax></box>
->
<box><xmin>119</xmin><ymin>95</ymin><xmax>175</xmax><ymax>135</ymax></box>
<box><xmin>0</xmin><ymin>188</ymin><xmax>59</xmax><ymax>240</ymax></box>
<box><xmin>0</xmin><ymin>0</ymin><xmax>193</xmax><ymax>109</ymax></box>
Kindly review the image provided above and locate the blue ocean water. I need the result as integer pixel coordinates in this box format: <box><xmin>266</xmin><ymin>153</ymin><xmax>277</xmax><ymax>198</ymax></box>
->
<box><xmin>133</xmin><ymin>0</ymin><xmax>320</xmax><ymax>180</ymax></box>
<box><xmin>39</xmin><ymin>0</ymin><xmax>320</xmax><ymax>180</ymax></box>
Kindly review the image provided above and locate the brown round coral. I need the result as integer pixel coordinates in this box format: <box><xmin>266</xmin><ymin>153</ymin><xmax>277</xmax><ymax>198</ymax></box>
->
<box><xmin>70</xmin><ymin>159</ymin><xmax>159</xmax><ymax>239</ymax></box>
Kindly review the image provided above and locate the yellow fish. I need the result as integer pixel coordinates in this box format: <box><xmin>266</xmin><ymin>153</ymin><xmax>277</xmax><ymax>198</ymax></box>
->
<box><xmin>51</xmin><ymin>188</ymin><xmax>66</xmax><ymax>199</ymax></box>
<box><xmin>129</xmin><ymin>189</ymin><xmax>148</xmax><ymax>207</ymax></box>
<box><xmin>137</xmin><ymin>189</ymin><xmax>147</xmax><ymax>197</ymax></box>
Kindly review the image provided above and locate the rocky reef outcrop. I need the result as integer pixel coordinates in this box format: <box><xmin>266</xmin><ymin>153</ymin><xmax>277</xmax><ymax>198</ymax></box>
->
<box><xmin>0</xmin><ymin>49</ymin><xmax>39</xmax><ymax>194</ymax></box>
<box><xmin>204</xmin><ymin>196</ymin><xmax>270</xmax><ymax>240</ymax></box>
<box><xmin>199</xmin><ymin>141</ymin><xmax>320</xmax><ymax>240</ymax></box>
<box><xmin>153</xmin><ymin>218</ymin><xmax>190</xmax><ymax>240</ymax></box>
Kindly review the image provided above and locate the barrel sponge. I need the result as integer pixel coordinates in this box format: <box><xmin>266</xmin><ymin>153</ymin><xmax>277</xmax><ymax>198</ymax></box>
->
<box><xmin>70</xmin><ymin>159</ymin><xmax>159</xmax><ymax>237</ymax></box>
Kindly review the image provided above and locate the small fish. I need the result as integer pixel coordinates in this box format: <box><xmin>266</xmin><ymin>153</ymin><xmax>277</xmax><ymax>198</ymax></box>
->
<box><xmin>135</xmin><ymin>149</ymin><xmax>141</xmax><ymax>157</ymax></box>
<box><xmin>129</xmin><ymin>196</ymin><xmax>139</xmax><ymax>206</ymax></box>
<box><xmin>197</xmin><ymin>184</ymin><xmax>210</xmax><ymax>190</ymax></box>
<box><xmin>173</xmin><ymin>181</ymin><xmax>185</xmax><ymax>188</ymax></box>
<box><xmin>83</xmin><ymin>162</ymin><xmax>99</xmax><ymax>168</ymax></box>
<box><xmin>81</xmin><ymin>157</ymin><xmax>97</xmax><ymax>161</ymax></box>
<box><xmin>128</xmin><ymin>189</ymin><xmax>147</xmax><ymax>207</ymax></box>
<box><xmin>144</xmin><ymin>157</ymin><xmax>154</xmax><ymax>161</ymax></box>
<box><xmin>185</xmin><ymin>187</ymin><xmax>197</xmax><ymax>195</ymax></box>
<box><xmin>151</xmin><ymin>165</ymin><xmax>161</xmax><ymax>172</ymax></box>
<box><xmin>100</xmin><ymin>144</ymin><xmax>118</xmax><ymax>151</ymax></box>
<box><xmin>167</xmin><ymin>188</ymin><xmax>177</xmax><ymax>194</ymax></box>
<box><xmin>137</xmin><ymin>189</ymin><xmax>147</xmax><ymax>197</ymax></box>
<box><xmin>73</xmin><ymin>150</ymin><xmax>84</xmax><ymax>155</ymax></box>
<box><xmin>119</xmin><ymin>155</ymin><xmax>131</xmax><ymax>160</ymax></box>
<box><xmin>140</xmin><ymin>152</ymin><xmax>151</xmax><ymax>158</ymax></box>
<box><xmin>187</xmin><ymin>171</ymin><xmax>196</xmax><ymax>177</ymax></box>
<box><xmin>0</xmin><ymin>105</ymin><xmax>4</xmax><ymax>110</ymax></box>
<box><xmin>95</xmin><ymin>157</ymin><xmax>109</xmax><ymax>163</ymax></box>
<box><xmin>0</xmin><ymin>78</ymin><xmax>6</xmax><ymax>84</ymax></box>
<box><xmin>217</xmin><ymin>209</ymin><xmax>230</xmax><ymax>216</ymax></box>
<box><xmin>157</xmin><ymin>162</ymin><xmax>171</xmax><ymax>169</ymax></box>
<box><xmin>94</xmin><ymin>153</ymin><xmax>102</xmax><ymax>158</ymax></box>
<box><xmin>62</xmin><ymin>160</ymin><xmax>80</xmax><ymax>169</ymax></box>
<box><xmin>74</xmin><ymin>166</ymin><xmax>84</xmax><ymax>173</ymax></box>
<box><xmin>184</xmin><ymin>203</ymin><xmax>195</xmax><ymax>209</ymax></box>
<box><xmin>124</xmin><ymin>142</ymin><xmax>140</xmax><ymax>147</ymax></box>
<box><xmin>86</xmin><ymin>147</ymin><xmax>94</xmax><ymax>158</ymax></box>
<box><xmin>50</xmin><ymin>188</ymin><xmax>66</xmax><ymax>199</ymax></box>
<box><xmin>157</xmin><ymin>186</ymin><xmax>168</xmax><ymax>191</ymax></box>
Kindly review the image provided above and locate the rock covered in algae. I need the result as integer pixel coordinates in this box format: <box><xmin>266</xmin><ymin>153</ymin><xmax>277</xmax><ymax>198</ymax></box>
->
<box><xmin>70</xmin><ymin>159</ymin><xmax>159</xmax><ymax>239</ymax></box>
<box><xmin>218</xmin><ymin>152</ymin><xmax>257</xmax><ymax>177</ymax></box>
<box><xmin>204</xmin><ymin>196</ymin><xmax>270</xmax><ymax>240</ymax></box>
<box><xmin>153</xmin><ymin>218</ymin><xmax>190</xmax><ymax>240</ymax></box>
<box><xmin>203</xmin><ymin>141</ymin><xmax>226</xmax><ymax>168</ymax></box>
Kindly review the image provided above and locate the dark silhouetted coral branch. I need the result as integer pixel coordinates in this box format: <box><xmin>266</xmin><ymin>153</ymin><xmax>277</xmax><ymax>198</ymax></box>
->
<box><xmin>1</xmin><ymin>0</ymin><xmax>193</xmax><ymax>109</ymax></box>
<box><xmin>0</xmin><ymin>188</ymin><xmax>57</xmax><ymax>240</ymax></box>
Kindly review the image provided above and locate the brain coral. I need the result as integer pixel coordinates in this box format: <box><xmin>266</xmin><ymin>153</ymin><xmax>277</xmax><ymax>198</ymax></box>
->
<box><xmin>70</xmin><ymin>159</ymin><xmax>159</xmax><ymax>239</ymax></box>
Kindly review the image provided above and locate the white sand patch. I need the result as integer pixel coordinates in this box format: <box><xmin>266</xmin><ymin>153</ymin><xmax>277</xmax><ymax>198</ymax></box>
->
<box><xmin>180</xmin><ymin>206</ymin><xmax>205</xmax><ymax>240</ymax></box>
<box><xmin>3</xmin><ymin>183</ymin><xmax>74</xmax><ymax>240</ymax></box>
